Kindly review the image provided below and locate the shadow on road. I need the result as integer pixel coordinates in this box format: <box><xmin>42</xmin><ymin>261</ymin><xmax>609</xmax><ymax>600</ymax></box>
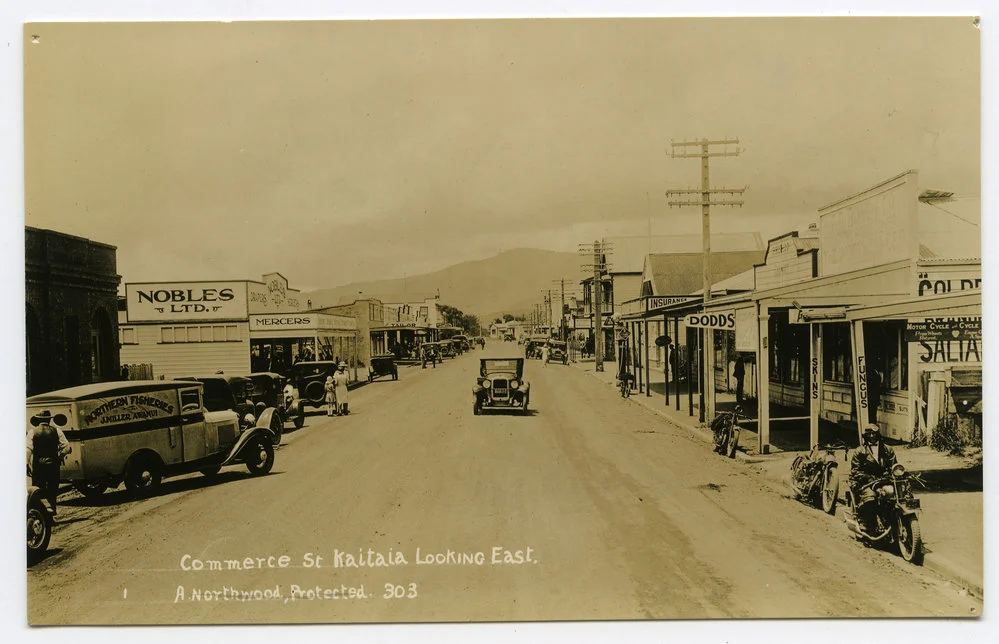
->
<box><xmin>60</xmin><ymin>470</ymin><xmax>287</xmax><ymax>508</ymax></box>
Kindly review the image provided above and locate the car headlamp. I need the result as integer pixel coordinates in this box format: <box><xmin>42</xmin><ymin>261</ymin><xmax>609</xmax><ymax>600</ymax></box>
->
<box><xmin>243</xmin><ymin>413</ymin><xmax>256</xmax><ymax>426</ymax></box>
<box><xmin>891</xmin><ymin>464</ymin><xmax>906</xmax><ymax>477</ymax></box>
<box><xmin>482</xmin><ymin>380</ymin><xmax>491</xmax><ymax>389</ymax></box>
<box><xmin>510</xmin><ymin>380</ymin><xmax>519</xmax><ymax>389</ymax></box>
<box><xmin>878</xmin><ymin>484</ymin><xmax>895</xmax><ymax>498</ymax></box>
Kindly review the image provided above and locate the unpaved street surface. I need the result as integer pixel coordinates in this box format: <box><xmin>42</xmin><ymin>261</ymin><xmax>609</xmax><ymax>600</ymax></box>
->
<box><xmin>28</xmin><ymin>347</ymin><xmax>981</xmax><ymax>624</ymax></box>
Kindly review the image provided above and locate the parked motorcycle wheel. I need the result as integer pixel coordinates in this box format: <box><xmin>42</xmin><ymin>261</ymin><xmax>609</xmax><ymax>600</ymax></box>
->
<box><xmin>27</xmin><ymin>497</ymin><xmax>51</xmax><ymax>564</ymax></box>
<box><xmin>788</xmin><ymin>457</ymin><xmax>807</xmax><ymax>499</ymax></box>
<box><xmin>820</xmin><ymin>464</ymin><xmax>839</xmax><ymax>514</ymax></box>
<box><xmin>896</xmin><ymin>515</ymin><xmax>924</xmax><ymax>565</ymax></box>
<box><xmin>727</xmin><ymin>423</ymin><xmax>740</xmax><ymax>459</ymax></box>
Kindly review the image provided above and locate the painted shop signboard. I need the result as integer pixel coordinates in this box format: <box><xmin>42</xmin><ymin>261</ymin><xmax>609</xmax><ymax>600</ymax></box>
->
<box><xmin>126</xmin><ymin>281</ymin><xmax>248</xmax><ymax>322</ymax></box>
<box><xmin>77</xmin><ymin>389</ymin><xmax>177</xmax><ymax>429</ymax></box>
<box><xmin>906</xmin><ymin>318</ymin><xmax>982</xmax><ymax>364</ymax></box>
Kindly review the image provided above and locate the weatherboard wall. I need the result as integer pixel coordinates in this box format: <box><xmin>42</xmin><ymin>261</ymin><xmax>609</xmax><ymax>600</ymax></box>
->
<box><xmin>119</xmin><ymin>322</ymin><xmax>251</xmax><ymax>381</ymax></box>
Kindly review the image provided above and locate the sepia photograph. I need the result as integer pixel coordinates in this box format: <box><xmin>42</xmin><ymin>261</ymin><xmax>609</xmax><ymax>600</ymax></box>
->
<box><xmin>14</xmin><ymin>5</ymin><xmax>986</xmax><ymax>634</ymax></box>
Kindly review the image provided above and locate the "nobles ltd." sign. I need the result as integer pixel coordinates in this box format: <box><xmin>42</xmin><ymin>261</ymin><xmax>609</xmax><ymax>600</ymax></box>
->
<box><xmin>126</xmin><ymin>282</ymin><xmax>248</xmax><ymax>322</ymax></box>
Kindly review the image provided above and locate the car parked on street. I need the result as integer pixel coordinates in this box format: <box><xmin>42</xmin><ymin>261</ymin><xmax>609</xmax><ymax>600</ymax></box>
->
<box><xmin>548</xmin><ymin>340</ymin><xmax>569</xmax><ymax>364</ymax></box>
<box><xmin>293</xmin><ymin>360</ymin><xmax>339</xmax><ymax>410</ymax></box>
<box><xmin>25</xmin><ymin>380</ymin><xmax>277</xmax><ymax>499</ymax></box>
<box><xmin>368</xmin><ymin>354</ymin><xmax>399</xmax><ymax>382</ymax></box>
<box><xmin>472</xmin><ymin>358</ymin><xmax>531</xmax><ymax>415</ymax></box>
<box><xmin>248</xmin><ymin>371</ymin><xmax>306</xmax><ymax>433</ymax></box>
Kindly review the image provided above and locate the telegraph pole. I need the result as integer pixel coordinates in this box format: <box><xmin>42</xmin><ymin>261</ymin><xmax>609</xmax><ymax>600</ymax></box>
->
<box><xmin>666</xmin><ymin>138</ymin><xmax>745</xmax><ymax>423</ymax></box>
<box><xmin>579</xmin><ymin>239</ymin><xmax>612</xmax><ymax>373</ymax></box>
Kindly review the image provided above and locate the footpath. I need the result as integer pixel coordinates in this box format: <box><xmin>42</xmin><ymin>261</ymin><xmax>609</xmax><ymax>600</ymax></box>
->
<box><xmin>570</xmin><ymin>357</ymin><xmax>984</xmax><ymax>598</ymax></box>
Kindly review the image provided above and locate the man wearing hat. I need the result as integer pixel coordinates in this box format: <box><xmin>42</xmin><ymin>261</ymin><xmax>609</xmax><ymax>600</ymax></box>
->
<box><xmin>333</xmin><ymin>361</ymin><xmax>351</xmax><ymax>416</ymax></box>
<box><xmin>26</xmin><ymin>410</ymin><xmax>72</xmax><ymax>515</ymax></box>
<box><xmin>848</xmin><ymin>424</ymin><xmax>898</xmax><ymax>536</ymax></box>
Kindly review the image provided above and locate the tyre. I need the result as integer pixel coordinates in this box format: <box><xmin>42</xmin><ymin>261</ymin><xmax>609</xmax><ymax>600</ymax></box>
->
<box><xmin>269</xmin><ymin>412</ymin><xmax>283</xmax><ymax>446</ymax></box>
<box><xmin>294</xmin><ymin>402</ymin><xmax>305</xmax><ymax>429</ymax></box>
<box><xmin>27</xmin><ymin>498</ymin><xmax>51</xmax><ymax>564</ymax></box>
<box><xmin>473</xmin><ymin>402</ymin><xmax>481</xmax><ymax>416</ymax></box>
<box><xmin>788</xmin><ymin>457</ymin><xmax>807</xmax><ymax>499</ymax></box>
<box><xmin>368</xmin><ymin>373</ymin><xmax>373</xmax><ymax>383</ymax></box>
<box><xmin>245</xmin><ymin>438</ymin><xmax>275</xmax><ymax>476</ymax></box>
<box><xmin>124</xmin><ymin>455</ymin><xmax>162</xmax><ymax>497</ymax></box>
<box><xmin>727</xmin><ymin>424</ymin><xmax>741</xmax><ymax>459</ymax></box>
<box><xmin>72</xmin><ymin>480</ymin><xmax>108</xmax><ymax>500</ymax></box>
<box><xmin>393</xmin><ymin>371</ymin><xmax>398</xmax><ymax>381</ymax></box>
<box><xmin>897</xmin><ymin>515</ymin><xmax>924</xmax><ymax>565</ymax></box>
<box><xmin>820</xmin><ymin>464</ymin><xmax>839</xmax><ymax>514</ymax></box>
<box><xmin>522</xmin><ymin>395</ymin><xmax>530</xmax><ymax>415</ymax></box>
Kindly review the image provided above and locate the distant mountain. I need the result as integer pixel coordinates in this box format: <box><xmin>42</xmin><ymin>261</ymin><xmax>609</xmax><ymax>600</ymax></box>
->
<box><xmin>304</xmin><ymin>248</ymin><xmax>586</xmax><ymax>322</ymax></box>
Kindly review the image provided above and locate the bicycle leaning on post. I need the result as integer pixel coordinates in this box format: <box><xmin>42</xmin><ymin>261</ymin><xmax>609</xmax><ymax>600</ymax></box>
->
<box><xmin>711</xmin><ymin>405</ymin><xmax>743</xmax><ymax>459</ymax></box>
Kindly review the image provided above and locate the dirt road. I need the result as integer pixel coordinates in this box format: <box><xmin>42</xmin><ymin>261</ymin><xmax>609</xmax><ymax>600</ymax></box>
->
<box><xmin>27</xmin><ymin>346</ymin><xmax>981</xmax><ymax>624</ymax></box>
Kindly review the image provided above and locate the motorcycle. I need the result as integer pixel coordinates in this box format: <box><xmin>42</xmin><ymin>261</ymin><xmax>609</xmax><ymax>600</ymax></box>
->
<box><xmin>711</xmin><ymin>406</ymin><xmax>743</xmax><ymax>459</ymax></box>
<box><xmin>789</xmin><ymin>443</ymin><xmax>845</xmax><ymax>514</ymax></box>
<box><xmin>843</xmin><ymin>462</ymin><xmax>925</xmax><ymax>564</ymax></box>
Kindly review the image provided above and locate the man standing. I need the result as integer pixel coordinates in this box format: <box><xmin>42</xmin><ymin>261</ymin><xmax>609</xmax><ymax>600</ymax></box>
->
<box><xmin>734</xmin><ymin>354</ymin><xmax>746</xmax><ymax>405</ymax></box>
<box><xmin>26</xmin><ymin>410</ymin><xmax>71</xmax><ymax>515</ymax></box>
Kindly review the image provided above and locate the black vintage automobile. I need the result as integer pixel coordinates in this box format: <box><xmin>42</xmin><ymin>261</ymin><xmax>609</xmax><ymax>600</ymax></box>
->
<box><xmin>248</xmin><ymin>372</ymin><xmax>306</xmax><ymax>432</ymax></box>
<box><xmin>177</xmin><ymin>375</ymin><xmax>284</xmax><ymax>444</ymax></box>
<box><xmin>293</xmin><ymin>360</ymin><xmax>339</xmax><ymax>410</ymax></box>
<box><xmin>548</xmin><ymin>340</ymin><xmax>569</xmax><ymax>365</ymax></box>
<box><xmin>472</xmin><ymin>358</ymin><xmax>531</xmax><ymax>415</ymax></box>
<box><xmin>368</xmin><ymin>354</ymin><xmax>399</xmax><ymax>382</ymax></box>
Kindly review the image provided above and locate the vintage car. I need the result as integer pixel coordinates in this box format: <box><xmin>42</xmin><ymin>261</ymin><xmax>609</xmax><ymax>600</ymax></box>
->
<box><xmin>368</xmin><ymin>354</ymin><xmax>399</xmax><ymax>381</ymax></box>
<box><xmin>451</xmin><ymin>334</ymin><xmax>470</xmax><ymax>353</ymax></box>
<box><xmin>472</xmin><ymin>358</ymin><xmax>531</xmax><ymax>415</ymax></box>
<box><xmin>548</xmin><ymin>340</ymin><xmax>569</xmax><ymax>365</ymax></box>
<box><xmin>25</xmin><ymin>380</ymin><xmax>277</xmax><ymax>499</ymax></box>
<box><xmin>248</xmin><ymin>371</ymin><xmax>306</xmax><ymax>432</ymax></box>
<box><xmin>27</xmin><ymin>484</ymin><xmax>52</xmax><ymax>565</ymax></box>
<box><xmin>293</xmin><ymin>360</ymin><xmax>340</xmax><ymax>410</ymax></box>
<box><xmin>178</xmin><ymin>375</ymin><xmax>283</xmax><ymax>445</ymax></box>
<box><xmin>439</xmin><ymin>341</ymin><xmax>456</xmax><ymax>359</ymax></box>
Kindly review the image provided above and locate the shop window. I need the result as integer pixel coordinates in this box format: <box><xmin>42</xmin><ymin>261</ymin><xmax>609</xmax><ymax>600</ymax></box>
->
<box><xmin>769</xmin><ymin>312</ymin><xmax>807</xmax><ymax>384</ymax></box>
<box><xmin>822</xmin><ymin>323</ymin><xmax>853</xmax><ymax>383</ymax></box>
<box><xmin>866</xmin><ymin>321</ymin><xmax>908</xmax><ymax>392</ymax></box>
<box><xmin>160</xmin><ymin>324</ymin><xmax>241</xmax><ymax>343</ymax></box>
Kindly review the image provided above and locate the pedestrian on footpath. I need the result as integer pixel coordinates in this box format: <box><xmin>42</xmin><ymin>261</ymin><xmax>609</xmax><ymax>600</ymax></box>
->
<box><xmin>333</xmin><ymin>361</ymin><xmax>351</xmax><ymax>415</ymax></box>
<box><xmin>734</xmin><ymin>354</ymin><xmax>746</xmax><ymax>404</ymax></box>
<box><xmin>324</xmin><ymin>375</ymin><xmax>336</xmax><ymax>417</ymax></box>
<box><xmin>26</xmin><ymin>410</ymin><xmax>72</xmax><ymax>515</ymax></box>
<box><xmin>541</xmin><ymin>343</ymin><xmax>550</xmax><ymax>367</ymax></box>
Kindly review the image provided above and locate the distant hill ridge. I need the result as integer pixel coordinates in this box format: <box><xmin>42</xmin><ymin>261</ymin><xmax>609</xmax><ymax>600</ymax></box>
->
<box><xmin>304</xmin><ymin>248</ymin><xmax>586</xmax><ymax>321</ymax></box>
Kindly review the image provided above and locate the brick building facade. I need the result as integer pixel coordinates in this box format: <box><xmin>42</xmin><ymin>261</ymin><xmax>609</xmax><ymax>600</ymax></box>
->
<box><xmin>25</xmin><ymin>227</ymin><xmax>121</xmax><ymax>395</ymax></box>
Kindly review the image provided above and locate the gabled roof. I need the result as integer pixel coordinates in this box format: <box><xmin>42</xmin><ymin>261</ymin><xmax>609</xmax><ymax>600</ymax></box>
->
<box><xmin>643</xmin><ymin>249</ymin><xmax>766</xmax><ymax>296</ymax></box>
<box><xmin>605</xmin><ymin>232</ymin><xmax>765</xmax><ymax>274</ymax></box>
<box><xmin>917</xmin><ymin>197</ymin><xmax>980</xmax><ymax>260</ymax></box>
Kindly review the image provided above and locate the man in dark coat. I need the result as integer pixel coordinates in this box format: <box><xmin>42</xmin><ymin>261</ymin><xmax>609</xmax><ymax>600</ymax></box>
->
<box><xmin>26</xmin><ymin>410</ymin><xmax>72</xmax><ymax>515</ymax></box>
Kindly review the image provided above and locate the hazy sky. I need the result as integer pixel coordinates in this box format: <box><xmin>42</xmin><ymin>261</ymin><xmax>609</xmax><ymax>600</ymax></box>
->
<box><xmin>23</xmin><ymin>17</ymin><xmax>979</xmax><ymax>291</ymax></box>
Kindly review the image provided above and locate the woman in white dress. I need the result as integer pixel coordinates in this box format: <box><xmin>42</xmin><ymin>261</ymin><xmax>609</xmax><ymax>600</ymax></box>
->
<box><xmin>333</xmin><ymin>362</ymin><xmax>351</xmax><ymax>416</ymax></box>
<box><xmin>324</xmin><ymin>375</ymin><xmax>336</xmax><ymax>417</ymax></box>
